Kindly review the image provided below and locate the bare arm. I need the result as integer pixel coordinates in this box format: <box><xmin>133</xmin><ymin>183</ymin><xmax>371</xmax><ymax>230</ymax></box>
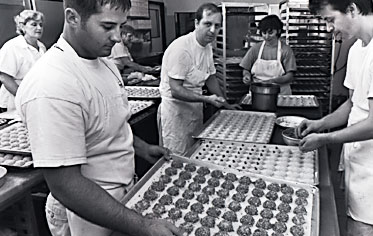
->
<box><xmin>119</xmin><ymin>57</ymin><xmax>152</xmax><ymax>73</ymax></box>
<box><xmin>242</xmin><ymin>69</ymin><xmax>252</xmax><ymax>85</ymax></box>
<box><xmin>0</xmin><ymin>72</ymin><xmax>19</xmax><ymax>96</ymax></box>
<box><xmin>269</xmin><ymin>71</ymin><xmax>294</xmax><ymax>85</ymax></box>
<box><xmin>205</xmin><ymin>75</ymin><xmax>241</xmax><ymax>110</ymax></box>
<box><xmin>43</xmin><ymin>166</ymin><xmax>182</xmax><ymax>236</ymax></box>
<box><xmin>169</xmin><ymin>77</ymin><xmax>225</xmax><ymax>107</ymax></box>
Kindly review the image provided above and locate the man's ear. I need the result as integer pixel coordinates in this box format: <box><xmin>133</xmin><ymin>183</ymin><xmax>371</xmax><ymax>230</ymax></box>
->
<box><xmin>195</xmin><ymin>19</ymin><xmax>199</xmax><ymax>29</ymax></box>
<box><xmin>65</xmin><ymin>8</ymin><xmax>81</xmax><ymax>27</ymax></box>
<box><xmin>347</xmin><ymin>3</ymin><xmax>360</xmax><ymax>17</ymax></box>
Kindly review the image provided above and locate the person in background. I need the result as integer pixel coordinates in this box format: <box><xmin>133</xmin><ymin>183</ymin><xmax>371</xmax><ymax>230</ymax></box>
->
<box><xmin>0</xmin><ymin>10</ymin><xmax>46</xmax><ymax>112</ymax></box>
<box><xmin>158</xmin><ymin>3</ymin><xmax>240</xmax><ymax>156</ymax></box>
<box><xmin>239</xmin><ymin>15</ymin><xmax>296</xmax><ymax>95</ymax></box>
<box><xmin>296</xmin><ymin>0</ymin><xmax>373</xmax><ymax>235</ymax></box>
<box><xmin>15</xmin><ymin>0</ymin><xmax>183</xmax><ymax>236</ymax></box>
<box><xmin>108</xmin><ymin>25</ymin><xmax>156</xmax><ymax>74</ymax></box>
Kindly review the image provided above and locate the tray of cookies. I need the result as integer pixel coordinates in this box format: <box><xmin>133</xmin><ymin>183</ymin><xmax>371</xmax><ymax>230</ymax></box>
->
<box><xmin>194</xmin><ymin>110</ymin><xmax>276</xmax><ymax>144</ymax></box>
<box><xmin>0</xmin><ymin>152</ymin><xmax>33</xmax><ymax>168</ymax></box>
<box><xmin>187</xmin><ymin>140</ymin><xmax>318</xmax><ymax>185</ymax></box>
<box><xmin>125</xmin><ymin>86</ymin><xmax>160</xmax><ymax>99</ymax></box>
<box><xmin>0</xmin><ymin>122</ymin><xmax>31</xmax><ymax>155</ymax></box>
<box><xmin>240</xmin><ymin>93</ymin><xmax>319</xmax><ymax>108</ymax></box>
<box><xmin>128</xmin><ymin>100</ymin><xmax>155</xmax><ymax>116</ymax></box>
<box><xmin>123</xmin><ymin>155</ymin><xmax>319</xmax><ymax>236</ymax></box>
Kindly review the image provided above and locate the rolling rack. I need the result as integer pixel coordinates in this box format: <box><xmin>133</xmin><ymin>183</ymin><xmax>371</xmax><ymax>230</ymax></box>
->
<box><xmin>280</xmin><ymin>0</ymin><xmax>335</xmax><ymax>114</ymax></box>
<box><xmin>214</xmin><ymin>2</ymin><xmax>269</xmax><ymax>103</ymax></box>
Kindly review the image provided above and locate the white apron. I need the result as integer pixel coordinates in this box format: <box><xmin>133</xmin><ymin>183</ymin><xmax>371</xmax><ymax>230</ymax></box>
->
<box><xmin>251</xmin><ymin>40</ymin><xmax>291</xmax><ymax>95</ymax></box>
<box><xmin>158</xmin><ymin>66</ymin><xmax>210</xmax><ymax>156</ymax></box>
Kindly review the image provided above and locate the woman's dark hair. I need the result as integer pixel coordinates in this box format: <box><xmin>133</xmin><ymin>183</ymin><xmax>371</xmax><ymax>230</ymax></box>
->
<box><xmin>63</xmin><ymin>0</ymin><xmax>131</xmax><ymax>25</ymax></box>
<box><xmin>258</xmin><ymin>15</ymin><xmax>283</xmax><ymax>37</ymax></box>
<box><xmin>309</xmin><ymin>0</ymin><xmax>373</xmax><ymax>15</ymax></box>
<box><xmin>195</xmin><ymin>3</ymin><xmax>221</xmax><ymax>23</ymax></box>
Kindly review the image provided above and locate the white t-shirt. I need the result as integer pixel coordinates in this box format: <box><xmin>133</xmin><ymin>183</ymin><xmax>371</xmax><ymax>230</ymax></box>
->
<box><xmin>15</xmin><ymin>36</ymin><xmax>135</xmax><ymax>189</ymax></box>
<box><xmin>159</xmin><ymin>31</ymin><xmax>216</xmax><ymax>98</ymax></box>
<box><xmin>107</xmin><ymin>42</ymin><xmax>133</xmax><ymax>69</ymax></box>
<box><xmin>0</xmin><ymin>35</ymin><xmax>46</xmax><ymax>109</ymax></box>
<box><xmin>344</xmin><ymin>39</ymin><xmax>373</xmax><ymax>126</ymax></box>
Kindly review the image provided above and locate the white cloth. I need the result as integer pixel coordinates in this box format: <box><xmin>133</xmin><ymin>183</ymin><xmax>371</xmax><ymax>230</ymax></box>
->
<box><xmin>107</xmin><ymin>41</ymin><xmax>133</xmax><ymax>69</ymax></box>
<box><xmin>0</xmin><ymin>35</ymin><xmax>46</xmax><ymax>110</ymax></box>
<box><xmin>342</xmin><ymin>38</ymin><xmax>373</xmax><ymax>224</ymax></box>
<box><xmin>16</xmin><ymin>36</ymin><xmax>136</xmax><ymax>235</ymax></box>
<box><xmin>158</xmin><ymin>31</ymin><xmax>216</xmax><ymax>155</ymax></box>
<box><xmin>251</xmin><ymin>40</ymin><xmax>291</xmax><ymax>95</ymax></box>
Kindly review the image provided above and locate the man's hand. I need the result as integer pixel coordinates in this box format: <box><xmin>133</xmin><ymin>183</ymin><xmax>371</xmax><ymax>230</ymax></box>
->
<box><xmin>145</xmin><ymin>218</ymin><xmax>185</xmax><ymax>236</ymax></box>
<box><xmin>296</xmin><ymin>119</ymin><xmax>323</xmax><ymax>138</ymax></box>
<box><xmin>299</xmin><ymin>133</ymin><xmax>328</xmax><ymax>152</ymax></box>
<box><xmin>223</xmin><ymin>103</ymin><xmax>242</xmax><ymax>110</ymax></box>
<box><xmin>206</xmin><ymin>94</ymin><xmax>226</xmax><ymax>108</ymax></box>
<box><xmin>142</xmin><ymin>144</ymin><xmax>171</xmax><ymax>164</ymax></box>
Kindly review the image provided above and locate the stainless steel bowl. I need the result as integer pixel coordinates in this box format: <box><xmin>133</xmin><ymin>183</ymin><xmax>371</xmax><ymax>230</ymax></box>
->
<box><xmin>282</xmin><ymin>127</ymin><xmax>301</xmax><ymax>146</ymax></box>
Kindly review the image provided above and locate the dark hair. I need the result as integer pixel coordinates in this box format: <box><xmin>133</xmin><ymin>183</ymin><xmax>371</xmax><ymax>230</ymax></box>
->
<box><xmin>258</xmin><ymin>15</ymin><xmax>283</xmax><ymax>37</ymax></box>
<box><xmin>121</xmin><ymin>24</ymin><xmax>135</xmax><ymax>34</ymax></box>
<box><xmin>63</xmin><ymin>0</ymin><xmax>131</xmax><ymax>24</ymax></box>
<box><xmin>195</xmin><ymin>3</ymin><xmax>221</xmax><ymax>23</ymax></box>
<box><xmin>309</xmin><ymin>0</ymin><xmax>373</xmax><ymax>15</ymax></box>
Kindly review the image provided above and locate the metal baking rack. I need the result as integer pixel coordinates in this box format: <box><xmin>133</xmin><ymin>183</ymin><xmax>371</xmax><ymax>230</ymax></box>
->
<box><xmin>187</xmin><ymin>139</ymin><xmax>319</xmax><ymax>185</ymax></box>
<box><xmin>194</xmin><ymin>110</ymin><xmax>276</xmax><ymax>144</ymax></box>
<box><xmin>240</xmin><ymin>93</ymin><xmax>319</xmax><ymax>107</ymax></box>
<box><xmin>125</xmin><ymin>86</ymin><xmax>161</xmax><ymax>100</ymax></box>
<box><xmin>122</xmin><ymin>155</ymin><xmax>319</xmax><ymax>236</ymax></box>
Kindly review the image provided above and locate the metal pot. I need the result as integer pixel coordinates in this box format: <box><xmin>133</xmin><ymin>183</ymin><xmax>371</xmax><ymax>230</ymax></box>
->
<box><xmin>250</xmin><ymin>82</ymin><xmax>280</xmax><ymax>112</ymax></box>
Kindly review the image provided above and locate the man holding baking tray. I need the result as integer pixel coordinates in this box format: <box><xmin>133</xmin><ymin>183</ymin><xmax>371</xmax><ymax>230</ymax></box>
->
<box><xmin>158</xmin><ymin>3</ymin><xmax>240</xmax><ymax>156</ymax></box>
<box><xmin>14</xmin><ymin>0</ymin><xmax>184</xmax><ymax>236</ymax></box>
<box><xmin>296</xmin><ymin>0</ymin><xmax>373</xmax><ymax>235</ymax></box>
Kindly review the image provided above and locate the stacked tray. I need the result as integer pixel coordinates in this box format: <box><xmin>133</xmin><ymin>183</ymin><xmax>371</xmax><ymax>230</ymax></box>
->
<box><xmin>124</xmin><ymin>155</ymin><xmax>319</xmax><ymax>236</ymax></box>
<box><xmin>194</xmin><ymin>110</ymin><xmax>276</xmax><ymax>144</ymax></box>
<box><xmin>0</xmin><ymin>122</ymin><xmax>31</xmax><ymax>155</ymax></box>
<box><xmin>240</xmin><ymin>94</ymin><xmax>319</xmax><ymax>107</ymax></box>
<box><xmin>188</xmin><ymin>140</ymin><xmax>318</xmax><ymax>185</ymax></box>
<box><xmin>125</xmin><ymin>86</ymin><xmax>160</xmax><ymax>99</ymax></box>
<box><xmin>128</xmin><ymin>100</ymin><xmax>155</xmax><ymax>115</ymax></box>
<box><xmin>0</xmin><ymin>153</ymin><xmax>32</xmax><ymax>168</ymax></box>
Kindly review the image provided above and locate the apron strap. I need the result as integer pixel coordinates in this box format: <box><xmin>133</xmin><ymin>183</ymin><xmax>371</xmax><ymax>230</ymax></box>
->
<box><xmin>258</xmin><ymin>41</ymin><xmax>265</xmax><ymax>60</ymax></box>
<box><xmin>277</xmin><ymin>40</ymin><xmax>282</xmax><ymax>62</ymax></box>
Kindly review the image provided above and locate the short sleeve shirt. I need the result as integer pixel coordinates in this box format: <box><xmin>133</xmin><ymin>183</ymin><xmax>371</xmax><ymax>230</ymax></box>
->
<box><xmin>239</xmin><ymin>40</ymin><xmax>297</xmax><ymax>73</ymax></box>
<box><xmin>0</xmin><ymin>35</ymin><xmax>46</xmax><ymax>107</ymax></box>
<box><xmin>107</xmin><ymin>42</ymin><xmax>133</xmax><ymax>69</ymax></box>
<box><xmin>159</xmin><ymin>31</ymin><xmax>216</xmax><ymax>98</ymax></box>
<box><xmin>344</xmin><ymin>39</ymin><xmax>373</xmax><ymax>126</ymax></box>
<box><xmin>15</xmin><ymin>36</ymin><xmax>135</xmax><ymax>189</ymax></box>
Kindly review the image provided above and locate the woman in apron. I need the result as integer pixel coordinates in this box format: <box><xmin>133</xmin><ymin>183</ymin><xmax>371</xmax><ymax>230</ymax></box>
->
<box><xmin>240</xmin><ymin>15</ymin><xmax>297</xmax><ymax>95</ymax></box>
<box><xmin>0</xmin><ymin>10</ymin><xmax>46</xmax><ymax>112</ymax></box>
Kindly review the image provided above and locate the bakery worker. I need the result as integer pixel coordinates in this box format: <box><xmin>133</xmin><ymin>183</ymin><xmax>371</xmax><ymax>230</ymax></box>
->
<box><xmin>15</xmin><ymin>0</ymin><xmax>183</xmax><ymax>236</ymax></box>
<box><xmin>108</xmin><ymin>24</ymin><xmax>155</xmax><ymax>74</ymax></box>
<box><xmin>0</xmin><ymin>10</ymin><xmax>46</xmax><ymax>112</ymax></box>
<box><xmin>296</xmin><ymin>0</ymin><xmax>373</xmax><ymax>235</ymax></box>
<box><xmin>158</xmin><ymin>3</ymin><xmax>240</xmax><ymax>156</ymax></box>
<box><xmin>239</xmin><ymin>15</ymin><xmax>297</xmax><ymax>95</ymax></box>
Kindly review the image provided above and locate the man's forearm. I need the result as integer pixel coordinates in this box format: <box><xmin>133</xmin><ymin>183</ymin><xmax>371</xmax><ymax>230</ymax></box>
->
<box><xmin>205</xmin><ymin>75</ymin><xmax>226</xmax><ymax>99</ymax></box>
<box><xmin>0</xmin><ymin>73</ymin><xmax>18</xmax><ymax>96</ymax></box>
<box><xmin>43</xmin><ymin>166</ymin><xmax>150</xmax><ymax>236</ymax></box>
<box><xmin>319</xmin><ymin>98</ymin><xmax>352</xmax><ymax>130</ymax></box>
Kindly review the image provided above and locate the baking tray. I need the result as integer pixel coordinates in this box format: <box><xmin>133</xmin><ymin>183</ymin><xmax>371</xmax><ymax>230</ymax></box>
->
<box><xmin>194</xmin><ymin>110</ymin><xmax>276</xmax><ymax>144</ymax></box>
<box><xmin>0</xmin><ymin>152</ymin><xmax>33</xmax><ymax>168</ymax></box>
<box><xmin>125</xmin><ymin>86</ymin><xmax>160</xmax><ymax>99</ymax></box>
<box><xmin>123</xmin><ymin>155</ymin><xmax>320</xmax><ymax>236</ymax></box>
<box><xmin>240</xmin><ymin>93</ymin><xmax>319</xmax><ymax>108</ymax></box>
<box><xmin>0</xmin><ymin>122</ymin><xmax>31</xmax><ymax>156</ymax></box>
<box><xmin>128</xmin><ymin>100</ymin><xmax>155</xmax><ymax>116</ymax></box>
<box><xmin>187</xmin><ymin>139</ymin><xmax>319</xmax><ymax>185</ymax></box>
